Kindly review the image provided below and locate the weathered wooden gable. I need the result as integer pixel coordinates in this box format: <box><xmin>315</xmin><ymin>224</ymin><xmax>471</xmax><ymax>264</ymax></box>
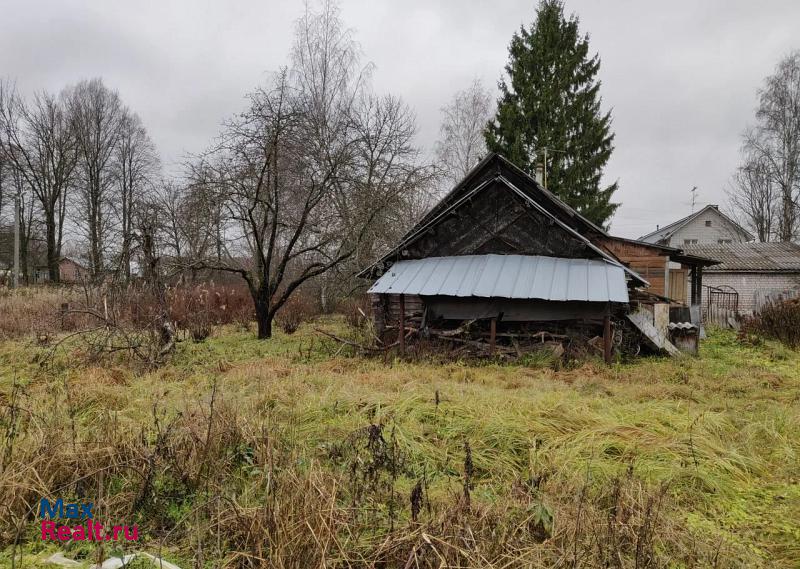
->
<box><xmin>402</xmin><ymin>180</ymin><xmax>596</xmax><ymax>260</ymax></box>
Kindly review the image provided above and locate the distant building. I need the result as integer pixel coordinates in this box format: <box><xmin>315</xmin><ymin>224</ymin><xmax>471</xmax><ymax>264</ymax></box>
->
<box><xmin>33</xmin><ymin>257</ymin><xmax>88</xmax><ymax>284</ymax></box>
<box><xmin>639</xmin><ymin>205</ymin><xmax>753</xmax><ymax>246</ymax></box>
<box><xmin>683</xmin><ymin>242</ymin><xmax>800</xmax><ymax>314</ymax></box>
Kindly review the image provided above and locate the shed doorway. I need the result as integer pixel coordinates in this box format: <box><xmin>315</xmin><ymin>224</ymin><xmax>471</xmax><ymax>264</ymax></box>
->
<box><xmin>668</xmin><ymin>269</ymin><xmax>688</xmax><ymax>304</ymax></box>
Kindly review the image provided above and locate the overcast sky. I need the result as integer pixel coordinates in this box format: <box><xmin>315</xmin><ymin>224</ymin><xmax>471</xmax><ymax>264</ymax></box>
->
<box><xmin>2</xmin><ymin>0</ymin><xmax>798</xmax><ymax>237</ymax></box>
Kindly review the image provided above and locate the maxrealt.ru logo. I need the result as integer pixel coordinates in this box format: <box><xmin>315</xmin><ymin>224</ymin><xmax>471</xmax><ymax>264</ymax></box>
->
<box><xmin>39</xmin><ymin>498</ymin><xmax>138</xmax><ymax>542</ymax></box>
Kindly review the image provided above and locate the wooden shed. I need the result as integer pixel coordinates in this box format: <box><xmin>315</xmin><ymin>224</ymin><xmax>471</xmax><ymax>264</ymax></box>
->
<box><xmin>360</xmin><ymin>154</ymin><xmax>716</xmax><ymax>359</ymax></box>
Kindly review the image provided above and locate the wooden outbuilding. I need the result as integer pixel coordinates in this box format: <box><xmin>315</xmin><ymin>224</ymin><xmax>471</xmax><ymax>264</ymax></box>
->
<box><xmin>360</xmin><ymin>154</ymin><xmax>717</xmax><ymax>359</ymax></box>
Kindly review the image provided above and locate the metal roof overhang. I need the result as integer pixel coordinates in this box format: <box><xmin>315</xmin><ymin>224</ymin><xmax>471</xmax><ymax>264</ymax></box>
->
<box><xmin>367</xmin><ymin>254</ymin><xmax>629</xmax><ymax>303</ymax></box>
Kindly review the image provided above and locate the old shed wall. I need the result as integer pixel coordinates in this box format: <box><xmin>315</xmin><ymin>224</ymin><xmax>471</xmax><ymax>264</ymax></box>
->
<box><xmin>598</xmin><ymin>238</ymin><xmax>669</xmax><ymax>296</ymax></box>
<box><xmin>370</xmin><ymin>293</ymin><xmax>424</xmax><ymax>338</ymax></box>
<box><xmin>426</xmin><ymin>297</ymin><xmax>610</xmax><ymax>321</ymax></box>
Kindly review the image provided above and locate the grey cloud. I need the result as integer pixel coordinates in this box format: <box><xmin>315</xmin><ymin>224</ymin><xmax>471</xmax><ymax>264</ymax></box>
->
<box><xmin>2</xmin><ymin>0</ymin><xmax>798</xmax><ymax>236</ymax></box>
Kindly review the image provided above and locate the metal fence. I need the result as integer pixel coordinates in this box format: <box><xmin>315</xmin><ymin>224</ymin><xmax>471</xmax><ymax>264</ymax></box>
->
<box><xmin>704</xmin><ymin>285</ymin><xmax>739</xmax><ymax>327</ymax></box>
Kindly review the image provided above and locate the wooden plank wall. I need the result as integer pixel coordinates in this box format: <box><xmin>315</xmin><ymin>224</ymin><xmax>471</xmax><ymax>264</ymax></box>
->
<box><xmin>668</xmin><ymin>269</ymin><xmax>688</xmax><ymax>304</ymax></box>
<box><xmin>597</xmin><ymin>238</ymin><xmax>669</xmax><ymax>296</ymax></box>
<box><xmin>370</xmin><ymin>293</ymin><xmax>424</xmax><ymax>338</ymax></box>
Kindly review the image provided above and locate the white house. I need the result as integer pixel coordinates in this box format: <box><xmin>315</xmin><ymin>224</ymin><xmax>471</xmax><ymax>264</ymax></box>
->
<box><xmin>683</xmin><ymin>242</ymin><xmax>800</xmax><ymax>314</ymax></box>
<box><xmin>639</xmin><ymin>205</ymin><xmax>753</xmax><ymax>247</ymax></box>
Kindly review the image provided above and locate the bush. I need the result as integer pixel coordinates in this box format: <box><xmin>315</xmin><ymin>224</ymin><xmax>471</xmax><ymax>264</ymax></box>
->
<box><xmin>338</xmin><ymin>294</ymin><xmax>372</xmax><ymax>329</ymax></box>
<box><xmin>740</xmin><ymin>298</ymin><xmax>800</xmax><ymax>347</ymax></box>
<box><xmin>275</xmin><ymin>292</ymin><xmax>317</xmax><ymax>334</ymax></box>
<box><xmin>168</xmin><ymin>283</ymin><xmax>254</xmax><ymax>340</ymax></box>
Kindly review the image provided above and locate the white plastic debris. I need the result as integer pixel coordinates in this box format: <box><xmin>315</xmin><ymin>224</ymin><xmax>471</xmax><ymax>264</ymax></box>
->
<box><xmin>45</xmin><ymin>551</ymin><xmax>181</xmax><ymax>569</ymax></box>
<box><xmin>90</xmin><ymin>553</ymin><xmax>182</xmax><ymax>569</ymax></box>
<box><xmin>45</xmin><ymin>552</ymin><xmax>82</xmax><ymax>567</ymax></box>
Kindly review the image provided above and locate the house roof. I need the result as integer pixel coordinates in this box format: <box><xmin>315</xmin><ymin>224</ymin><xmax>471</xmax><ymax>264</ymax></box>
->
<box><xmin>368</xmin><ymin>254</ymin><xmax>629</xmax><ymax>303</ymax></box>
<box><xmin>682</xmin><ymin>242</ymin><xmax>800</xmax><ymax>272</ymax></box>
<box><xmin>359</xmin><ymin>153</ymin><xmax>648</xmax><ymax>286</ymax></box>
<box><xmin>639</xmin><ymin>204</ymin><xmax>754</xmax><ymax>243</ymax></box>
<box><xmin>33</xmin><ymin>256</ymin><xmax>86</xmax><ymax>269</ymax></box>
<box><xmin>411</xmin><ymin>153</ymin><xmax>609</xmax><ymax>240</ymax></box>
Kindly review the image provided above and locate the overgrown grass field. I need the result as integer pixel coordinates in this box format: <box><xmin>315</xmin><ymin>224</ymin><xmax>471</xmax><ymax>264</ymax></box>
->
<box><xmin>0</xmin><ymin>318</ymin><xmax>798</xmax><ymax>567</ymax></box>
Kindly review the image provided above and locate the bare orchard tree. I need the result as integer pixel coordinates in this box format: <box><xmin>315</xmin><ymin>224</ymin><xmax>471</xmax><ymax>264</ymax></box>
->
<box><xmin>184</xmin><ymin>1</ymin><xmax>416</xmax><ymax>339</ymax></box>
<box><xmin>727</xmin><ymin>148</ymin><xmax>777</xmax><ymax>242</ymax></box>
<box><xmin>434</xmin><ymin>78</ymin><xmax>493</xmax><ymax>185</ymax></box>
<box><xmin>192</xmin><ymin>71</ymin><xmax>347</xmax><ymax>339</ymax></box>
<box><xmin>68</xmin><ymin>78</ymin><xmax>125</xmax><ymax>278</ymax></box>
<box><xmin>113</xmin><ymin>110</ymin><xmax>158</xmax><ymax>280</ymax></box>
<box><xmin>745</xmin><ymin>52</ymin><xmax>800</xmax><ymax>242</ymax></box>
<box><xmin>0</xmin><ymin>81</ymin><xmax>78</xmax><ymax>282</ymax></box>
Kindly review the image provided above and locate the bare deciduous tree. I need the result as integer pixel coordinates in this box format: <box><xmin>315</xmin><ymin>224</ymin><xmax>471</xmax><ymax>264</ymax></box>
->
<box><xmin>153</xmin><ymin>177</ymin><xmax>225</xmax><ymax>282</ymax></box>
<box><xmin>68</xmin><ymin>78</ymin><xmax>125</xmax><ymax>278</ymax></box>
<box><xmin>183</xmin><ymin>1</ymin><xmax>429</xmax><ymax>339</ymax></box>
<box><xmin>114</xmin><ymin>110</ymin><xmax>157</xmax><ymax>279</ymax></box>
<box><xmin>195</xmin><ymin>67</ymin><xmax>361</xmax><ymax>339</ymax></box>
<box><xmin>744</xmin><ymin>52</ymin><xmax>800</xmax><ymax>242</ymax></box>
<box><xmin>435</xmin><ymin>78</ymin><xmax>493</xmax><ymax>185</ymax></box>
<box><xmin>152</xmin><ymin>180</ymin><xmax>188</xmax><ymax>261</ymax></box>
<box><xmin>0</xmin><ymin>155</ymin><xmax>6</xmax><ymax>224</ymax></box>
<box><xmin>727</xmin><ymin>149</ymin><xmax>777</xmax><ymax>242</ymax></box>
<box><xmin>315</xmin><ymin>93</ymin><xmax>436</xmax><ymax>310</ymax></box>
<box><xmin>0</xmin><ymin>81</ymin><xmax>78</xmax><ymax>282</ymax></box>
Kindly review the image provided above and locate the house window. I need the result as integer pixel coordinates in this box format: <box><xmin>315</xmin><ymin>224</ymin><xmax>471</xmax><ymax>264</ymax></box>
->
<box><xmin>684</xmin><ymin>239</ymin><xmax>698</xmax><ymax>245</ymax></box>
<box><xmin>705</xmin><ymin>220</ymin><xmax>712</xmax><ymax>227</ymax></box>
<box><xmin>718</xmin><ymin>239</ymin><xmax>732</xmax><ymax>244</ymax></box>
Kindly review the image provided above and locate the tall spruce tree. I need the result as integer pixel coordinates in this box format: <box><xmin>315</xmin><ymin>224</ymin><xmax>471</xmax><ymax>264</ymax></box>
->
<box><xmin>485</xmin><ymin>0</ymin><xmax>618</xmax><ymax>227</ymax></box>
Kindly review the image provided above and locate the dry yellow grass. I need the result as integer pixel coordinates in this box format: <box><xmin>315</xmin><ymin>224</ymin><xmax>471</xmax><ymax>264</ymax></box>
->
<box><xmin>0</xmin><ymin>317</ymin><xmax>799</xmax><ymax>567</ymax></box>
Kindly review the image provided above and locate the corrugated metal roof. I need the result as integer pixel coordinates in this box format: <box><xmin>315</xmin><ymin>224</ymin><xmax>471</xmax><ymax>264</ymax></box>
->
<box><xmin>683</xmin><ymin>242</ymin><xmax>800</xmax><ymax>272</ymax></box>
<box><xmin>368</xmin><ymin>254</ymin><xmax>629</xmax><ymax>303</ymax></box>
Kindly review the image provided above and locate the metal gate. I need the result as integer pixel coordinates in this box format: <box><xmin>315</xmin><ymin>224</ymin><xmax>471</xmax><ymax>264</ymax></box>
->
<box><xmin>704</xmin><ymin>285</ymin><xmax>739</xmax><ymax>327</ymax></box>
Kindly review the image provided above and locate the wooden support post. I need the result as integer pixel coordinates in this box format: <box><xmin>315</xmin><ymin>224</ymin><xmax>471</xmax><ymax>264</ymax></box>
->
<box><xmin>489</xmin><ymin>317</ymin><xmax>497</xmax><ymax>355</ymax></box>
<box><xmin>398</xmin><ymin>294</ymin><xmax>405</xmax><ymax>356</ymax></box>
<box><xmin>696</xmin><ymin>266</ymin><xmax>703</xmax><ymax>305</ymax></box>
<box><xmin>603</xmin><ymin>306</ymin><xmax>612</xmax><ymax>364</ymax></box>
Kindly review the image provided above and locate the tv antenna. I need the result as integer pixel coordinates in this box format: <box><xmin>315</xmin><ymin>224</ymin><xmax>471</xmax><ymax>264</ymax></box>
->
<box><xmin>690</xmin><ymin>186</ymin><xmax>698</xmax><ymax>212</ymax></box>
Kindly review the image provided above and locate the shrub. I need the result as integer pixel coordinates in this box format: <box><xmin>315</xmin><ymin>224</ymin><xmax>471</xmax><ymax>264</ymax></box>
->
<box><xmin>275</xmin><ymin>292</ymin><xmax>316</xmax><ymax>334</ymax></box>
<box><xmin>168</xmin><ymin>283</ymin><xmax>254</xmax><ymax>340</ymax></box>
<box><xmin>338</xmin><ymin>294</ymin><xmax>372</xmax><ymax>329</ymax></box>
<box><xmin>739</xmin><ymin>297</ymin><xmax>800</xmax><ymax>347</ymax></box>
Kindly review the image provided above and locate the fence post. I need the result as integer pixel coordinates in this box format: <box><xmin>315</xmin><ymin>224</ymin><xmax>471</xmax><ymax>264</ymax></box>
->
<box><xmin>603</xmin><ymin>305</ymin><xmax>612</xmax><ymax>364</ymax></box>
<box><xmin>489</xmin><ymin>317</ymin><xmax>497</xmax><ymax>355</ymax></box>
<box><xmin>398</xmin><ymin>294</ymin><xmax>405</xmax><ymax>356</ymax></box>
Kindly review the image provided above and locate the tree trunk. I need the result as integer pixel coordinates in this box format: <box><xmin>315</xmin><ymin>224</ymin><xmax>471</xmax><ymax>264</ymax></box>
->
<box><xmin>45</xmin><ymin>209</ymin><xmax>60</xmax><ymax>283</ymax></box>
<box><xmin>254</xmin><ymin>288</ymin><xmax>273</xmax><ymax>339</ymax></box>
<box><xmin>781</xmin><ymin>190</ymin><xmax>794</xmax><ymax>242</ymax></box>
<box><xmin>320</xmin><ymin>281</ymin><xmax>328</xmax><ymax>313</ymax></box>
<box><xmin>256</xmin><ymin>312</ymin><xmax>273</xmax><ymax>339</ymax></box>
<box><xmin>121</xmin><ymin>235</ymin><xmax>131</xmax><ymax>281</ymax></box>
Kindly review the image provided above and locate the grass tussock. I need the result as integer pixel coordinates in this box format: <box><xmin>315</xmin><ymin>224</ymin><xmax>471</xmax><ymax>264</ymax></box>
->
<box><xmin>0</xmin><ymin>313</ymin><xmax>799</xmax><ymax>567</ymax></box>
